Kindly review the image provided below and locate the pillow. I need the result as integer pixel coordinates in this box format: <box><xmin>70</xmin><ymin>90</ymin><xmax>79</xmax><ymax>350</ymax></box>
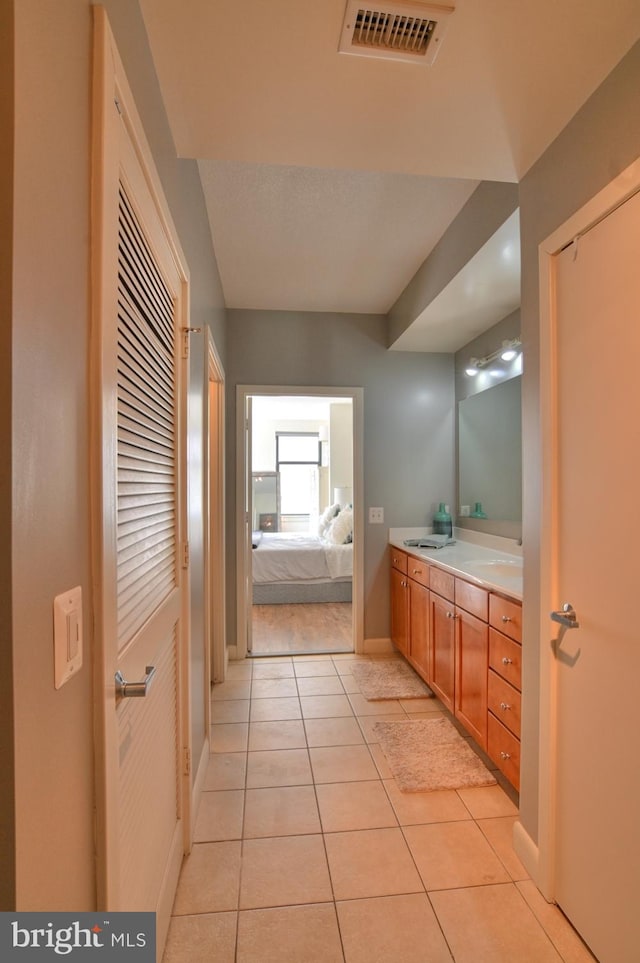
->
<box><xmin>317</xmin><ymin>502</ymin><xmax>340</xmax><ymax>537</ymax></box>
<box><xmin>325</xmin><ymin>505</ymin><xmax>353</xmax><ymax>544</ymax></box>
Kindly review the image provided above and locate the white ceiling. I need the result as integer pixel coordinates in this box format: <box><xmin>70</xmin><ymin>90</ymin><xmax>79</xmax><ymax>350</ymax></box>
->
<box><xmin>140</xmin><ymin>0</ymin><xmax>640</xmax><ymax>347</ymax></box>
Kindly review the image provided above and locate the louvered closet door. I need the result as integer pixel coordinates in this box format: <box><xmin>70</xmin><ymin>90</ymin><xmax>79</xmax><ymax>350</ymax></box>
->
<box><xmin>114</xmin><ymin>182</ymin><xmax>184</xmax><ymax>913</ymax></box>
<box><xmin>93</xmin><ymin>12</ymin><xmax>189</xmax><ymax>949</ymax></box>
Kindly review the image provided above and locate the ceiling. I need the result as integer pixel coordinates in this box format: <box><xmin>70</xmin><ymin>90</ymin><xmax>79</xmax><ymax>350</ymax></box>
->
<box><xmin>140</xmin><ymin>0</ymin><xmax>640</xmax><ymax>349</ymax></box>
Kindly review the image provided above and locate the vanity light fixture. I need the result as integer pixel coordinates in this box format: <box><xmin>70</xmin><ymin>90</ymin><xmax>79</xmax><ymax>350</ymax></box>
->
<box><xmin>465</xmin><ymin>338</ymin><xmax>522</xmax><ymax>376</ymax></box>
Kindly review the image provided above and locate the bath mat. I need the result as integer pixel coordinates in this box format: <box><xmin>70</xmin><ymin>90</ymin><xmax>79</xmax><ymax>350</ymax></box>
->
<box><xmin>374</xmin><ymin>717</ymin><xmax>497</xmax><ymax>792</ymax></box>
<box><xmin>350</xmin><ymin>659</ymin><xmax>433</xmax><ymax>700</ymax></box>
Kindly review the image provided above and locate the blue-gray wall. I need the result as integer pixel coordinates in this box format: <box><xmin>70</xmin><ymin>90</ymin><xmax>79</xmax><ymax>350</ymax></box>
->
<box><xmin>225</xmin><ymin>310</ymin><xmax>455</xmax><ymax>644</ymax></box>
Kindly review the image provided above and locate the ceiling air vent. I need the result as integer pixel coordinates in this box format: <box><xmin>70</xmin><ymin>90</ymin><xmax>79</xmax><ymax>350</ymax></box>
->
<box><xmin>339</xmin><ymin>0</ymin><xmax>454</xmax><ymax>65</ymax></box>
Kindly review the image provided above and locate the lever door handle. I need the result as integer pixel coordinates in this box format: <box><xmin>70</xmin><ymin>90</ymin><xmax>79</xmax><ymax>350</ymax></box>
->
<box><xmin>550</xmin><ymin>603</ymin><xmax>580</xmax><ymax>629</ymax></box>
<box><xmin>115</xmin><ymin>665</ymin><xmax>156</xmax><ymax>700</ymax></box>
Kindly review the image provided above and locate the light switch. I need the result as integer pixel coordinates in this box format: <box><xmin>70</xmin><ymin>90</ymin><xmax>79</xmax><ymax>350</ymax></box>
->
<box><xmin>54</xmin><ymin>586</ymin><xmax>83</xmax><ymax>689</ymax></box>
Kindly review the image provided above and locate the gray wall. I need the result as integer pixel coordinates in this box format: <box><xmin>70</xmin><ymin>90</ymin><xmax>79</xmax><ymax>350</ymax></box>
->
<box><xmin>10</xmin><ymin>0</ymin><xmax>225</xmax><ymax>908</ymax></box>
<box><xmin>0</xmin><ymin>0</ymin><xmax>15</xmax><ymax>912</ymax></box>
<box><xmin>225</xmin><ymin>310</ymin><xmax>455</xmax><ymax>644</ymax></box>
<box><xmin>388</xmin><ymin>182</ymin><xmax>519</xmax><ymax>346</ymax></box>
<box><xmin>518</xmin><ymin>40</ymin><xmax>640</xmax><ymax>843</ymax></box>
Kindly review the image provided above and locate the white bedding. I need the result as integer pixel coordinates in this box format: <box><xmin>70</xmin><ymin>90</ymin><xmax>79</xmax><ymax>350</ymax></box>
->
<box><xmin>252</xmin><ymin>532</ymin><xmax>352</xmax><ymax>584</ymax></box>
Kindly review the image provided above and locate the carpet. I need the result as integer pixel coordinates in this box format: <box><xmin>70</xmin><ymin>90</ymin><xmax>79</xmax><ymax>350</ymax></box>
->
<box><xmin>351</xmin><ymin>660</ymin><xmax>433</xmax><ymax>700</ymax></box>
<box><xmin>373</xmin><ymin>717</ymin><xmax>497</xmax><ymax>792</ymax></box>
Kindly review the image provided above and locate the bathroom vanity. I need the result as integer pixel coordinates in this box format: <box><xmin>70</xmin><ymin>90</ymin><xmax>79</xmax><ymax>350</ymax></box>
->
<box><xmin>389</xmin><ymin>535</ymin><xmax>523</xmax><ymax>791</ymax></box>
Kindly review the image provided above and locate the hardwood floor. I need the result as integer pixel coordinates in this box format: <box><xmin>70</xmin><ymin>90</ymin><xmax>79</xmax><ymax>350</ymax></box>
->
<box><xmin>251</xmin><ymin>602</ymin><xmax>353</xmax><ymax>656</ymax></box>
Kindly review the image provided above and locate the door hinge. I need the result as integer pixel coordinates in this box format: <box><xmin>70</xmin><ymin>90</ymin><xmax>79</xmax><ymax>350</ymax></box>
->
<box><xmin>182</xmin><ymin>541</ymin><xmax>190</xmax><ymax>569</ymax></box>
<box><xmin>183</xmin><ymin>747</ymin><xmax>191</xmax><ymax>776</ymax></box>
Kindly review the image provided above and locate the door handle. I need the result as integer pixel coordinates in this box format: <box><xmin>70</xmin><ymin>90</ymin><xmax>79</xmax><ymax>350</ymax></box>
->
<box><xmin>115</xmin><ymin>665</ymin><xmax>156</xmax><ymax>700</ymax></box>
<box><xmin>550</xmin><ymin>603</ymin><xmax>580</xmax><ymax>629</ymax></box>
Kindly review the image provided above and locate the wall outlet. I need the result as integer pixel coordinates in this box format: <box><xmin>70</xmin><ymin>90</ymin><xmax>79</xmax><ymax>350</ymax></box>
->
<box><xmin>368</xmin><ymin>507</ymin><xmax>384</xmax><ymax>524</ymax></box>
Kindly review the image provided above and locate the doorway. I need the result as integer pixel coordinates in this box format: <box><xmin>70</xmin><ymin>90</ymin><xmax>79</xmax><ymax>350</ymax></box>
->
<box><xmin>236</xmin><ymin>386</ymin><xmax>364</xmax><ymax>658</ymax></box>
<box><xmin>538</xmin><ymin>157</ymin><xmax>640</xmax><ymax>961</ymax></box>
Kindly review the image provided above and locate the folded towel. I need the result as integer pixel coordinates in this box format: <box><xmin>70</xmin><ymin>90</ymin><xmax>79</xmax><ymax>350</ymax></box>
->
<box><xmin>404</xmin><ymin>535</ymin><xmax>455</xmax><ymax>549</ymax></box>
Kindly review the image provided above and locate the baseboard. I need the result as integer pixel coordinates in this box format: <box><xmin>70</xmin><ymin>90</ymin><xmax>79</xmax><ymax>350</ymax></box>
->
<box><xmin>513</xmin><ymin>818</ymin><xmax>540</xmax><ymax>880</ymax></box>
<box><xmin>363</xmin><ymin>637</ymin><xmax>395</xmax><ymax>655</ymax></box>
<box><xmin>189</xmin><ymin>736</ymin><xmax>210</xmax><ymax>848</ymax></box>
<box><xmin>227</xmin><ymin>644</ymin><xmax>239</xmax><ymax>661</ymax></box>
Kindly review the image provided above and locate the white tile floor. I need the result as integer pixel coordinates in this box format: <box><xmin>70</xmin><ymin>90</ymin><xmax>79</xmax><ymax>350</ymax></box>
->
<box><xmin>163</xmin><ymin>654</ymin><xmax>597</xmax><ymax>963</ymax></box>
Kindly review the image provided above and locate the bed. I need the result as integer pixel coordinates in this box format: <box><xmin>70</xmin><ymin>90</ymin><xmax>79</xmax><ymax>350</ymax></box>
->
<box><xmin>252</xmin><ymin>505</ymin><xmax>353</xmax><ymax>604</ymax></box>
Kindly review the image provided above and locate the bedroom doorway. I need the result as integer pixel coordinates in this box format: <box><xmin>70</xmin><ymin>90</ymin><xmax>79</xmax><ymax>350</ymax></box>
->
<box><xmin>236</xmin><ymin>387</ymin><xmax>364</xmax><ymax>658</ymax></box>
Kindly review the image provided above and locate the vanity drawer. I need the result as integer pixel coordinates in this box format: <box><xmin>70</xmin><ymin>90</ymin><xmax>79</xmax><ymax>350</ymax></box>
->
<box><xmin>407</xmin><ymin>556</ymin><xmax>430</xmax><ymax>587</ymax></box>
<box><xmin>489</xmin><ymin>629</ymin><xmax>522</xmax><ymax>690</ymax></box>
<box><xmin>455</xmin><ymin>578</ymin><xmax>488</xmax><ymax>621</ymax></box>
<box><xmin>390</xmin><ymin>548</ymin><xmax>408</xmax><ymax>574</ymax></box>
<box><xmin>488</xmin><ymin>670</ymin><xmax>521</xmax><ymax>739</ymax></box>
<box><xmin>488</xmin><ymin>714</ymin><xmax>520</xmax><ymax>791</ymax></box>
<box><xmin>430</xmin><ymin>566</ymin><xmax>454</xmax><ymax>602</ymax></box>
<box><xmin>489</xmin><ymin>594</ymin><xmax>522</xmax><ymax>643</ymax></box>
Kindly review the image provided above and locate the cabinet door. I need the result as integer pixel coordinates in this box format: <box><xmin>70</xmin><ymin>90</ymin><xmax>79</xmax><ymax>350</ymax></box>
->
<box><xmin>455</xmin><ymin>608</ymin><xmax>489</xmax><ymax>750</ymax></box>
<box><xmin>409</xmin><ymin>579</ymin><xmax>429</xmax><ymax>680</ymax></box>
<box><xmin>429</xmin><ymin>592</ymin><xmax>455</xmax><ymax>712</ymax></box>
<box><xmin>390</xmin><ymin>567</ymin><xmax>409</xmax><ymax>656</ymax></box>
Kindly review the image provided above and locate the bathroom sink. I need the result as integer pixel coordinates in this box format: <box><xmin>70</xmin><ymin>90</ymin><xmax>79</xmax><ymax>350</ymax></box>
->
<box><xmin>465</xmin><ymin>558</ymin><xmax>523</xmax><ymax>579</ymax></box>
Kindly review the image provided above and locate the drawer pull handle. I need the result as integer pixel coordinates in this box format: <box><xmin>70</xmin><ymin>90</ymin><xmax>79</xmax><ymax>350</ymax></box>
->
<box><xmin>500</xmin><ymin>751</ymin><xmax>511</xmax><ymax>760</ymax></box>
<box><xmin>500</xmin><ymin>702</ymin><xmax>512</xmax><ymax>711</ymax></box>
<box><xmin>412</xmin><ymin>568</ymin><xmax>421</xmax><ymax>574</ymax></box>
<box><xmin>501</xmin><ymin>615</ymin><xmax>513</xmax><ymax>623</ymax></box>
<box><xmin>502</xmin><ymin>657</ymin><xmax>513</xmax><ymax>665</ymax></box>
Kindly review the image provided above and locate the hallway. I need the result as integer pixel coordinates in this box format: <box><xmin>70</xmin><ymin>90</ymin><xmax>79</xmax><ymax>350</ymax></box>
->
<box><xmin>163</xmin><ymin>655</ymin><xmax>595</xmax><ymax>962</ymax></box>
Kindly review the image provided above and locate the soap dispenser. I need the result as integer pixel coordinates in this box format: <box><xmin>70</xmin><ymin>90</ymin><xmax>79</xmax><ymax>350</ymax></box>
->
<box><xmin>433</xmin><ymin>503</ymin><xmax>452</xmax><ymax>539</ymax></box>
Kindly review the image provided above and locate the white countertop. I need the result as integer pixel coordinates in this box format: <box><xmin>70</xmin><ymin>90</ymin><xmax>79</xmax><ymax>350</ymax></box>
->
<box><xmin>389</xmin><ymin>528</ymin><xmax>523</xmax><ymax>601</ymax></box>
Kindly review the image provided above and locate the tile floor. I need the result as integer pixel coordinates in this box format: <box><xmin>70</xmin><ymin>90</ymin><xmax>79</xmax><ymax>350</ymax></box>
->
<box><xmin>163</xmin><ymin>654</ymin><xmax>596</xmax><ymax>963</ymax></box>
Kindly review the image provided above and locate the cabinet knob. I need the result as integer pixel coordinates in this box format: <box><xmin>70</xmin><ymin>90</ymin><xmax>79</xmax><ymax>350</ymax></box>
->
<box><xmin>501</xmin><ymin>615</ymin><xmax>513</xmax><ymax>623</ymax></box>
<box><xmin>502</xmin><ymin>657</ymin><xmax>513</xmax><ymax>665</ymax></box>
<box><xmin>446</xmin><ymin>611</ymin><xmax>458</xmax><ymax>620</ymax></box>
<box><xmin>500</xmin><ymin>751</ymin><xmax>511</xmax><ymax>760</ymax></box>
<box><xmin>500</xmin><ymin>702</ymin><xmax>512</xmax><ymax>711</ymax></box>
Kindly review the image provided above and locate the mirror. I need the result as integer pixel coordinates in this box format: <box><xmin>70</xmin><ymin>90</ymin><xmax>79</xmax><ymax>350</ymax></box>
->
<box><xmin>457</xmin><ymin>376</ymin><xmax>522</xmax><ymax>532</ymax></box>
<box><xmin>252</xmin><ymin>472</ymin><xmax>279</xmax><ymax>532</ymax></box>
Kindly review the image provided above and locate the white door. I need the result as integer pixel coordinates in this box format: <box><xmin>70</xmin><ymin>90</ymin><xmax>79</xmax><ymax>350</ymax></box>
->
<box><xmin>548</xmin><ymin>186</ymin><xmax>640</xmax><ymax>961</ymax></box>
<box><xmin>92</xmin><ymin>11</ymin><xmax>189</xmax><ymax>951</ymax></box>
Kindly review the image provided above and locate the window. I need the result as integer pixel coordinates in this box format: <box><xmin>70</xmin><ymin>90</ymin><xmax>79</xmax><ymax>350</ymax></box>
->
<box><xmin>276</xmin><ymin>432</ymin><xmax>320</xmax><ymax>519</ymax></box>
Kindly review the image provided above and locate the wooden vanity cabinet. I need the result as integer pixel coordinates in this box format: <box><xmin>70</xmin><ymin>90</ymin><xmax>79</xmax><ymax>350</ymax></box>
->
<box><xmin>390</xmin><ymin>549</ymin><xmax>409</xmax><ymax>656</ymax></box>
<box><xmin>487</xmin><ymin>594</ymin><xmax>523</xmax><ymax>790</ymax></box>
<box><xmin>390</xmin><ymin>548</ymin><xmax>431</xmax><ymax>674</ymax></box>
<box><xmin>428</xmin><ymin>571</ymin><xmax>456</xmax><ymax>712</ymax></box>
<box><xmin>407</xmin><ymin>558</ymin><xmax>430</xmax><ymax>678</ymax></box>
<box><xmin>389</xmin><ymin>545</ymin><xmax>523</xmax><ymax>791</ymax></box>
<box><xmin>454</xmin><ymin>580</ymin><xmax>489</xmax><ymax>750</ymax></box>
